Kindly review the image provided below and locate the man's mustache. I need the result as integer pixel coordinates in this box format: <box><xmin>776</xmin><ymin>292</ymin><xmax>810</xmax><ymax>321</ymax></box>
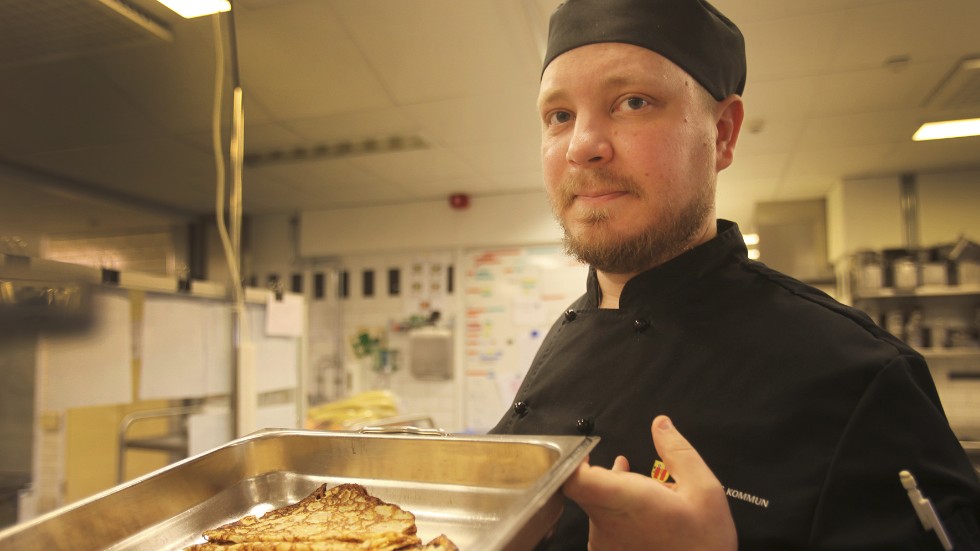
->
<box><xmin>554</xmin><ymin>169</ymin><xmax>642</xmax><ymax>210</ymax></box>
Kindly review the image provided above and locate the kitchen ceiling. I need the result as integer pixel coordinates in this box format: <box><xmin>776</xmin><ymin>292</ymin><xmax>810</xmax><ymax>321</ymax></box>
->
<box><xmin>1</xmin><ymin>0</ymin><xmax>979</xmax><ymax>236</ymax></box>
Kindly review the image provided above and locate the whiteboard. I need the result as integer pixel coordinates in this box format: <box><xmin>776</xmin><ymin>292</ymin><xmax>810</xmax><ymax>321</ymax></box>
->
<box><xmin>461</xmin><ymin>245</ymin><xmax>588</xmax><ymax>432</ymax></box>
<box><xmin>140</xmin><ymin>294</ymin><xmax>232</xmax><ymax>400</ymax></box>
<box><xmin>40</xmin><ymin>288</ymin><xmax>132</xmax><ymax>410</ymax></box>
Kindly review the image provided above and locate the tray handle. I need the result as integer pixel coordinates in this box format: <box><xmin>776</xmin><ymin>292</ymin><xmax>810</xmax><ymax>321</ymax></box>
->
<box><xmin>358</xmin><ymin>425</ymin><xmax>448</xmax><ymax>436</ymax></box>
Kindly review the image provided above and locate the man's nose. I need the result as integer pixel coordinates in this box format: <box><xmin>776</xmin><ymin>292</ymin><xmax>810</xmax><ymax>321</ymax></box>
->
<box><xmin>566</xmin><ymin>116</ymin><xmax>613</xmax><ymax>166</ymax></box>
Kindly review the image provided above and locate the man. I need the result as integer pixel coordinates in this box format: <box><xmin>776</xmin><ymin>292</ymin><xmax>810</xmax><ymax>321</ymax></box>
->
<box><xmin>489</xmin><ymin>0</ymin><xmax>980</xmax><ymax>549</ymax></box>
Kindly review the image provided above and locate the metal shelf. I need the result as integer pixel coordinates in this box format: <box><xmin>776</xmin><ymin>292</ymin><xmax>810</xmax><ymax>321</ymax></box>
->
<box><xmin>853</xmin><ymin>284</ymin><xmax>980</xmax><ymax>300</ymax></box>
<box><xmin>920</xmin><ymin>348</ymin><xmax>980</xmax><ymax>359</ymax></box>
<box><xmin>122</xmin><ymin>435</ymin><xmax>188</xmax><ymax>454</ymax></box>
<box><xmin>117</xmin><ymin>405</ymin><xmax>203</xmax><ymax>484</ymax></box>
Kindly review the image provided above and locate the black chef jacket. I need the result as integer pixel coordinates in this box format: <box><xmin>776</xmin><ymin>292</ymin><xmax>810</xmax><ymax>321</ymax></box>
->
<box><xmin>490</xmin><ymin>220</ymin><xmax>980</xmax><ymax>551</ymax></box>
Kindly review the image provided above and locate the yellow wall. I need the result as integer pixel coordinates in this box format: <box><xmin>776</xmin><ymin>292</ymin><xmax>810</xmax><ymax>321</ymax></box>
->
<box><xmin>64</xmin><ymin>401</ymin><xmax>174</xmax><ymax>503</ymax></box>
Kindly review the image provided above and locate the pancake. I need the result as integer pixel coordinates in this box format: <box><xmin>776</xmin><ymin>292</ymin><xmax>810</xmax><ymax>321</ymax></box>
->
<box><xmin>186</xmin><ymin>483</ymin><xmax>458</xmax><ymax>551</ymax></box>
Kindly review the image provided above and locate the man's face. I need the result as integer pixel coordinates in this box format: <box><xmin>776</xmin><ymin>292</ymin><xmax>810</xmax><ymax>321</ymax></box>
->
<box><xmin>538</xmin><ymin>42</ymin><xmax>731</xmax><ymax>275</ymax></box>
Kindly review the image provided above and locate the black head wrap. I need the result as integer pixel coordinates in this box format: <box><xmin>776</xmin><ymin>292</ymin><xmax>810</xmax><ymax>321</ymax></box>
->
<box><xmin>543</xmin><ymin>0</ymin><xmax>746</xmax><ymax>100</ymax></box>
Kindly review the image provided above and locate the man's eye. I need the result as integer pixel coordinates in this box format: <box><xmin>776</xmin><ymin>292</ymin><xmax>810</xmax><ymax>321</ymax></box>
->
<box><xmin>547</xmin><ymin>111</ymin><xmax>572</xmax><ymax>125</ymax></box>
<box><xmin>617</xmin><ymin>96</ymin><xmax>649</xmax><ymax>111</ymax></box>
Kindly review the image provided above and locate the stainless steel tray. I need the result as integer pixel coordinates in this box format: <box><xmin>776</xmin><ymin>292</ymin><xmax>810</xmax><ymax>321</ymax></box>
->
<box><xmin>0</xmin><ymin>429</ymin><xmax>598</xmax><ymax>550</ymax></box>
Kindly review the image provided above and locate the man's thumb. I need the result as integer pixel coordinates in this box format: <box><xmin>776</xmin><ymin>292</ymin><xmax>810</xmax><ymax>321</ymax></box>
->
<box><xmin>651</xmin><ymin>416</ymin><xmax>716</xmax><ymax>489</ymax></box>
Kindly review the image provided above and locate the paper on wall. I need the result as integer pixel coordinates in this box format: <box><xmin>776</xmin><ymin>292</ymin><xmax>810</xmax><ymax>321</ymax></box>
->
<box><xmin>188</xmin><ymin>409</ymin><xmax>232</xmax><ymax>456</ymax></box>
<box><xmin>40</xmin><ymin>289</ymin><xmax>132</xmax><ymax>410</ymax></box>
<box><xmin>248</xmin><ymin>305</ymin><xmax>299</xmax><ymax>393</ymax></box>
<box><xmin>265</xmin><ymin>293</ymin><xmax>304</xmax><ymax>337</ymax></box>
<box><xmin>140</xmin><ymin>296</ymin><xmax>231</xmax><ymax>400</ymax></box>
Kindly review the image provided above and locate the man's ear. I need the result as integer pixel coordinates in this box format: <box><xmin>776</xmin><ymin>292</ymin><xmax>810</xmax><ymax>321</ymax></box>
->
<box><xmin>715</xmin><ymin>95</ymin><xmax>744</xmax><ymax>171</ymax></box>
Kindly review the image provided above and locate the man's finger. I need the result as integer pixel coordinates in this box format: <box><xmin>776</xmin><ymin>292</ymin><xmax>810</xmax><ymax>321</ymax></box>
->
<box><xmin>565</xmin><ymin>462</ymin><xmax>613</xmax><ymax>503</ymax></box>
<box><xmin>563</xmin><ymin>457</ymin><xmax>644</xmax><ymax>508</ymax></box>
<box><xmin>651</xmin><ymin>415</ymin><xmax>720</xmax><ymax>492</ymax></box>
<box><xmin>612</xmin><ymin>455</ymin><xmax>630</xmax><ymax>472</ymax></box>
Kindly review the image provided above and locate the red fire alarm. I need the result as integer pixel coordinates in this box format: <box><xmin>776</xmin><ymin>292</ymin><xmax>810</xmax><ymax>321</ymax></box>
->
<box><xmin>449</xmin><ymin>193</ymin><xmax>470</xmax><ymax>210</ymax></box>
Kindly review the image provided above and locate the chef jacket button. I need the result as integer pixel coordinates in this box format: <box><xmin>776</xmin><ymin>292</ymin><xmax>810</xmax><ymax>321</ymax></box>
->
<box><xmin>576</xmin><ymin>417</ymin><xmax>594</xmax><ymax>434</ymax></box>
<box><xmin>564</xmin><ymin>309</ymin><xmax>577</xmax><ymax>321</ymax></box>
<box><xmin>634</xmin><ymin>318</ymin><xmax>650</xmax><ymax>332</ymax></box>
<box><xmin>513</xmin><ymin>401</ymin><xmax>529</xmax><ymax>416</ymax></box>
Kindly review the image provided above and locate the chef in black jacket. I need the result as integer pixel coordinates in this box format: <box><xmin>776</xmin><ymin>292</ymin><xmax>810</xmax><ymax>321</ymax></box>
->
<box><xmin>489</xmin><ymin>0</ymin><xmax>980</xmax><ymax>549</ymax></box>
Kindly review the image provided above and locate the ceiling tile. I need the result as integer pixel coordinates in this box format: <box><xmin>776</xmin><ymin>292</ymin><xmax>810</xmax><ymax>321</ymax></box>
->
<box><xmin>741</xmin><ymin>75</ymin><xmax>821</xmax><ymax>118</ymax></box>
<box><xmin>797</xmin><ymin>110</ymin><xmax>921</xmax><ymax>148</ymax></box>
<box><xmin>737</xmin><ymin>120</ymin><xmax>807</xmax><ymax>161</ymax></box>
<box><xmin>248</xmin><ymin>156</ymin><xmax>385</xmax><ymax>188</ymax></box>
<box><xmin>485</xmin><ymin>168</ymin><xmax>546</xmax><ymax>196</ymax></box>
<box><xmin>329</xmin><ymin>0</ymin><xmax>538</xmax><ymax>105</ymax></box>
<box><xmin>348</xmin><ymin>147</ymin><xmax>475</xmax><ymax>194</ymax></box>
<box><xmin>736</xmin><ymin>14</ymin><xmax>843</xmax><ymax>80</ymax></box>
<box><xmin>245</xmin><ymin>156</ymin><xmax>412</xmax><ymax>208</ymax></box>
<box><xmin>181</xmin><ymin>123</ymin><xmax>306</xmax><ymax>155</ymax></box>
<box><xmin>716</xmin><ymin>0</ymin><xmax>907</xmax><ymax>22</ymax></box>
<box><xmin>402</xmin><ymin>87</ymin><xmax>540</xmax><ymax>147</ymax></box>
<box><xmin>0</xmin><ymin>0</ymin><xmax>168</xmax><ymax>67</ymax></box>
<box><xmin>451</xmin><ymin>137</ymin><xmax>541</xmax><ymax>178</ymax></box>
<box><xmin>235</xmin><ymin>2</ymin><xmax>392</xmax><ymax>121</ymax></box>
<box><xmin>724</xmin><ymin>152</ymin><xmax>793</xmax><ymax>182</ymax></box>
<box><xmin>0</xmin><ymin>60</ymin><xmax>162</xmax><ymax>154</ymax></box>
<box><xmin>811</xmin><ymin>62</ymin><xmax>951</xmax><ymax>117</ymax></box>
<box><xmin>830</xmin><ymin>0</ymin><xmax>980</xmax><ymax>70</ymax></box>
<box><xmin>278</xmin><ymin>107</ymin><xmax>421</xmax><ymax>146</ymax></box>
<box><xmin>783</xmin><ymin>144</ymin><xmax>896</xmax><ymax>191</ymax></box>
<box><xmin>88</xmin><ymin>15</ymin><xmax>232</xmax><ymax>134</ymax></box>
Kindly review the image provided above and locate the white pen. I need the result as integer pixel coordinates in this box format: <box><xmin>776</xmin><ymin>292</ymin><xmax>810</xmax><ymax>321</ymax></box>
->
<box><xmin>900</xmin><ymin>470</ymin><xmax>953</xmax><ymax>550</ymax></box>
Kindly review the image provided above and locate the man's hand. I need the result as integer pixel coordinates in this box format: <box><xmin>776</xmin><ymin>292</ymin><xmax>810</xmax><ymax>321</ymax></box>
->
<box><xmin>562</xmin><ymin>416</ymin><xmax>737</xmax><ymax>551</ymax></box>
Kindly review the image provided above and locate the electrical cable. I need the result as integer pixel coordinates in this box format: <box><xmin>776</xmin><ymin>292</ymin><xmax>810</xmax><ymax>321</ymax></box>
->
<box><xmin>227</xmin><ymin>2</ymin><xmax>244</xmax><ymax>267</ymax></box>
<box><xmin>212</xmin><ymin>6</ymin><xmax>254</xmax><ymax>437</ymax></box>
<box><xmin>210</xmin><ymin>12</ymin><xmax>248</xmax><ymax>337</ymax></box>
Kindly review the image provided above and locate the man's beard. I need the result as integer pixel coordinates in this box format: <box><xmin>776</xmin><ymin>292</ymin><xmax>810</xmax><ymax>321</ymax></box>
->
<box><xmin>552</xmin><ymin>169</ymin><xmax>714</xmax><ymax>274</ymax></box>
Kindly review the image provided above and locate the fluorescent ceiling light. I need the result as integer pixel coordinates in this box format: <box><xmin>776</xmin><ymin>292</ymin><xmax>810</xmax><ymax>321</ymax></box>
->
<box><xmin>156</xmin><ymin>0</ymin><xmax>230</xmax><ymax>18</ymax></box>
<box><xmin>912</xmin><ymin>118</ymin><xmax>980</xmax><ymax>141</ymax></box>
